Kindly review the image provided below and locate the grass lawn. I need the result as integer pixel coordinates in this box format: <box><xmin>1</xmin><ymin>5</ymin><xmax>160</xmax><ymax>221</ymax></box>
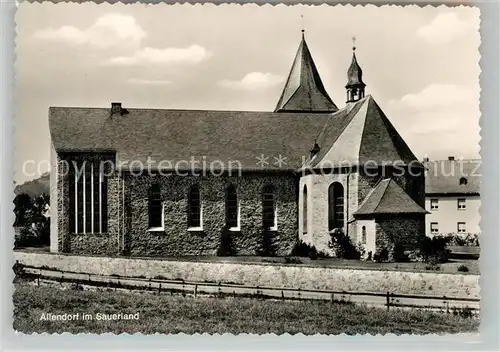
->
<box><xmin>13</xmin><ymin>283</ymin><xmax>479</xmax><ymax>335</ymax></box>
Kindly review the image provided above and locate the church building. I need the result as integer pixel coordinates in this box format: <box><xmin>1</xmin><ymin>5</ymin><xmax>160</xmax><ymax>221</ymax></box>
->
<box><xmin>49</xmin><ymin>32</ymin><xmax>427</xmax><ymax>258</ymax></box>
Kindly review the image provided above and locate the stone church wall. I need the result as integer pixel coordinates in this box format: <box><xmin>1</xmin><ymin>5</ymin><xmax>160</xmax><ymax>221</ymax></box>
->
<box><xmin>123</xmin><ymin>173</ymin><xmax>298</xmax><ymax>256</ymax></box>
<box><xmin>52</xmin><ymin>157</ymin><xmax>299</xmax><ymax>257</ymax></box>
<box><xmin>375</xmin><ymin>215</ymin><xmax>426</xmax><ymax>257</ymax></box>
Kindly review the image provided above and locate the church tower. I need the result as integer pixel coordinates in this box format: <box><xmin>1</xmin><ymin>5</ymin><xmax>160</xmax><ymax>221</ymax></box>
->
<box><xmin>275</xmin><ymin>31</ymin><xmax>338</xmax><ymax>113</ymax></box>
<box><xmin>345</xmin><ymin>37</ymin><xmax>366</xmax><ymax>103</ymax></box>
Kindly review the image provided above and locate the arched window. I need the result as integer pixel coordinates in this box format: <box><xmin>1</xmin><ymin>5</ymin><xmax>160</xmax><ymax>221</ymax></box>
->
<box><xmin>148</xmin><ymin>183</ymin><xmax>163</xmax><ymax>229</ymax></box>
<box><xmin>226</xmin><ymin>185</ymin><xmax>239</xmax><ymax>229</ymax></box>
<box><xmin>302</xmin><ymin>185</ymin><xmax>308</xmax><ymax>234</ymax></box>
<box><xmin>188</xmin><ymin>185</ymin><xmax>202</xmax><ymax>228</ymax></box>
<box><xmin>328</xmin><ymin>182</ymin><xmax>344</xmax><ymax>231</ymax></box>
<box><xmin>262</xmin><ymin>185</ymin><xmax>276</xmax><ymax>230</ymax></box>
<box><xmin>362</xmin><ymin>226</ymin><xmax>366</xmax><ymax>244</ymax></box>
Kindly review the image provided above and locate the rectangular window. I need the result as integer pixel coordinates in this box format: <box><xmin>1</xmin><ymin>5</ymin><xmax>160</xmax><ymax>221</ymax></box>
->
<box><xmin>457</xmin><ymin>222</ymin><xmax>466</xmax><ymax>234</ymax></box>
<box><xmin>226</xmin><ymin>186</ymin><xmax>239</xmax><ymax>230</ymax></box>
<box><xmin>430</xmin><ymin>222</ymin><xmax>439</xmax><ymax>234</ymax></box>
<box><xmin>263</xmin><ymin>185</ymin><xmax>277</xmax><ymax>230</ymax></box>
<box><xmin>457</xmin><ymin>198</ymin><xmax>466</xmax><ymax>210</ymax></box>
<box><xmin>68</xmin><ymin>159</ymin><xmax>109</xmax><ymax>234</ymax></box>
<box><xmin>148</xmin><ymin>183</ymin><xmax>163</xmax><ymax>230</ymax></box>
<box><xmin>430</xmin><ymin>199</ymin><xmax>439</xmax><ymax>210</ymax></box>
<box><xmin>188</xmin><ymin>186</ymin><xmax>202</xmax><ymax>229</ymax></box>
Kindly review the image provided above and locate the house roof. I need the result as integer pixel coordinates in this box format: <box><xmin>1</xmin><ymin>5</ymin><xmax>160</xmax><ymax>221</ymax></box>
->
<box><xmin>304</xmin><ymin>95</ymin><xmax>420</xmax><ymax>169</ymax></box>
<box><xmin>49</xmin><ymin>95</ymin><xmax>420</xmax><ymax>172</ymax></box>
<box><xmin>354</xmin><ymin>178</ymin><xmax>428</xmax><ymax>216</ymax></box>
<box><xmin>274</xmin><ymin>32</ymin><xmax>338</xmax><ymax>113</ymax></box>
<box><xmin>346</xmin><ymin>51</ymin><xmax>365</xmax><ymax>88</ymax></box>
<box><xmin>424</xmin><ymin>159</ymin><xmax>481</xmax><ymax>195</ymax></box>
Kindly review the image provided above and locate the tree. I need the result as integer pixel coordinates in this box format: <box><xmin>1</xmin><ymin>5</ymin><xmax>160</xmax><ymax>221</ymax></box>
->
<box><xmin>13</xmin><ymin>193</ymin><xmax>50</xmax><ymax>247</ymax></box>
<box><xmin>13</xmin><ymin>193</ymin><xmax>33</xmax><ymax>227</ymax></box>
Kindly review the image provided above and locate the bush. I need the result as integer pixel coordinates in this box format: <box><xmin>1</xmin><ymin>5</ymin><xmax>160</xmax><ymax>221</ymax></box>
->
<box><xmin>328</xmin><ymin>228</ymin><xmax>361</xmax><ymax>260</ymax></box>
<box><xmin>256</xmin><ymin>228</ymin><xmax>278</xmax><ymax>257</ymax></box>
<box><xmin>373</xmin><ymin>247</ymin><xmax>389</xmax><ymax>262</ymax></box>
<box><xmin>418</xmin><ymin>236</ymin><xmax>451</xmax><ymax>264</ymax></box>
<box><xmin>457</xmin><ymin>265</ymin><xmax>469</xmax><ymax>273</ymax></box>
<box><xmin>289</xmin><ymin>241</ymin><xmax>326</xmax><ymax>260</ymax></box>
<box><xmin>444</xmin><ymin>233</ymin><xmax>480</xmax><ymax>247</ymax></box>
<box><xmin>216</xmin><ymin>227</ymin><xmax>236</xmax><ymax>256</ymax></box>
<box><xmin>392</xmin><ymin>244</ymin><xmax>410</xmax><ymax>262</ymax></box>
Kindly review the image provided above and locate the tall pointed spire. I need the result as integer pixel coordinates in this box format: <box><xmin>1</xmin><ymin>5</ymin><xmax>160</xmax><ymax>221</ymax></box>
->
<box><xmin>346</xmin><ymin>36</ymin><xmax>366</xmax><ymax>103</ymax></box>
<box><xmin>275</xmin><ymin>30</ymin><xmax>338</xmax><ymax>113</ymax></box>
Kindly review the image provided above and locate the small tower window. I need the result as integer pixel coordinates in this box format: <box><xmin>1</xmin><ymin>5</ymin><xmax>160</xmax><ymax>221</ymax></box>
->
<box><xmin>302</xmin><ymin>185</ymin><xmax>308</xmax><ymax>234</ymax></box>
<box><xmin>460</xmin><ymin>177</ymin><xmax>468</xmax><ymax>185</ymax></box>
<box><xmin>361</xmin><ymin>226</ymin><xmax>366</xmax><ymax>244</ymax></box>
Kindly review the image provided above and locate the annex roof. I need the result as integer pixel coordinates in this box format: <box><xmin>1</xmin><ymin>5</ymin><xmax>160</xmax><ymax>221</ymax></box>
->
<box><xmin>354</xmin><ymin>178</ymin><xmax>428</xmax><ymax>216</ymax></box>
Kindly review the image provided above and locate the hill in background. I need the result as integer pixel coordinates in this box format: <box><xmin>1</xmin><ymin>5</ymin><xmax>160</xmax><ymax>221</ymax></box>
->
<box><xmin>14</xmin><ymin>173</ymin><xmax>50</xmax><ymax>197</ymax></box>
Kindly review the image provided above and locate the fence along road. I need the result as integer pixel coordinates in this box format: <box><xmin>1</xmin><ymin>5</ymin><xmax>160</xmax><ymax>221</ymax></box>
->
<box><xmin>19</xmin><ymin>265</ymin><xmax>479</xmax><ymax>312</ymax></box>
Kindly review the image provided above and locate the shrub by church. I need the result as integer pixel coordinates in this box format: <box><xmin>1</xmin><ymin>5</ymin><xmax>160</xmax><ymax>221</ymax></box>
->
<box><xmin>49</xmin><ymin>32</ymin><xmax>427</xmax><ymax>258</ymax></box>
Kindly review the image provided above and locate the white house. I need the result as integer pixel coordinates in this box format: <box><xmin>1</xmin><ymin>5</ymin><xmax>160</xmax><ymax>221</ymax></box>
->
<box><xmin>424</xmin><ymin>158</ymin><xmax>481</xmax><ymax>237</ymax></box>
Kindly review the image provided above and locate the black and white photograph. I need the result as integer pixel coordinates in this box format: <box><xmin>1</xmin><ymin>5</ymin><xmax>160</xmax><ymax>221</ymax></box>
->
<box><xmin>11</xmin><ymin>3</ymin><xmax>481</xmax><ymax>335</ymax></box>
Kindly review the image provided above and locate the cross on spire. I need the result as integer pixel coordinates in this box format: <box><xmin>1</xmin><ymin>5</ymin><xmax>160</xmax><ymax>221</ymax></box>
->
<box><xmin>301</xmin><ymin>14</ymin><xmax>305</xmax><ymax>34</ymax></box>
<box><xmin>352</xmin><ymin>36</ymin><xmax>356</xmax><ymax>51</ymax></box>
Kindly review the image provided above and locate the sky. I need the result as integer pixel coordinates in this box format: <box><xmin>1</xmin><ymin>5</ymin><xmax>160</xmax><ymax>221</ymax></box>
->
<box><xmin>15</xmin><ymin>3</ymin><xmax>480</xmax><ymax>183</ymax></box>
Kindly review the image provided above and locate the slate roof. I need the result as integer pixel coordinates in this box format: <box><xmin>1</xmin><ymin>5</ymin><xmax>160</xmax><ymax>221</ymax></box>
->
<box><xmin>50</xmin><ymin>95</ymin><xmax>420</xmax><ymax>172</ymax></box>
<box><xmin>424</xmin><ymin>159</ymin><xmax>481</xmax><ymax>195</ymax></box>
<box><xmin>50</xmin><ymin>107</ymin><xmax>331</xmax><ymax>171</ymax></box>
<box><xmin>354</xmin><ymin>178</ymin><xmax>428</xmax><ymax>216</ymax></box>
<box><xmin>274</xmin><ymin>33</ymin><xmax>338</xmax><ymax>113</ymax></box>
<box><xmin>346</xmin><ymin>51</ymin><xmax>365</xmax><ymax>88</ymax></box>
<box><xmin>303</xmin><ymin>95</ymin><xmax>420</xmax><ymax>169</ymax></box>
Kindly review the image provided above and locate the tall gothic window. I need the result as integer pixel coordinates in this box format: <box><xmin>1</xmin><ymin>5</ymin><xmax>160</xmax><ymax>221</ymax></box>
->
<box><xmin>328</xmin><ymin>182</ymin><xmax>344</xmax><ymax>231</ymax></box>
<box><xmin>68</xmin><ymin>159</ymin><xmax>108</xmax><ymax>234</ymax></box>
<box><xmin>302</xmin><ymin>185</ymin><xmax>308</xmax><ymax>234</ymax></box>
<box><xmin>262</xmin><ymin>185</ymin><xmax>276</xmax><ymax>230</ymax></box>
<box><xmin>188</xmin><ymin>185</ymin><xmax>202</xmax><ymax>228</ymax></box>
<box><xmin>226</xmin><ymin>185</ymin><xmax>239</xmax><ymax>229</ymax></box>
<box><xmin>148</xmin><ymin>183</ymin><xmax>163</xmax><ymax>229</ymax></box>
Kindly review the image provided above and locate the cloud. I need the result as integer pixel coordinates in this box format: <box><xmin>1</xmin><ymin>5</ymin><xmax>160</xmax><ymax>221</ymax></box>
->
<box><xmin>127</xmin><ymin>78</ymin><xmax>172</xmax><ymax>85</ymax></box>
<box><xmin>218</xmin><ymin>72</ymin><xmax>283</xmax><ymax>91</ymax></box>
<box><xmin>107</xmin><ymin>45</ymin><xmax>211</xmax><ymax>66</ymax></box>
<box><xmin>387</xmin><ymin>83</ymin><xmax>480</xmax><ymax>158</ymax></box>
<box><xmin>416</xmin><ymin>13</ymin><xmax>478</xmax><ymax>44</ymax></box>
<box><xmin>33</xmin><ymin>14</ymin><xmax>146</xmax><ymax>49</ymax></box>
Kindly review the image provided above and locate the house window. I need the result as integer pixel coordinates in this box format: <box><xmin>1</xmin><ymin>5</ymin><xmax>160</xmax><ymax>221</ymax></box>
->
<box><xmin>262</xmin><ymin>185</ymin><xmax>277</xmax><ymax>230</ymax></box>
<box><xmin>457</xmin><ymin>198</ymin><xmax>466</xmax><ymax>210</ymax></box>
<box><xmin>302</xmin><ymin>185</ymin><xmax>307</xmax><ymax>234</ymax></box>
<box><xmin>361</xmin><ymin>226</ymin><xmax>366</xmax><ymax>244</ymax></box>
<box><xmin>430</xmin><ymin>222</ymin><xmax>439</xmax><ymax>234</ymax></box>
<box><xmin>226</xmin><ymin>185</ymin><xmax>239</xmax><ymax>230</ymax></box>
<box><xmin>430</xmin><ymin>198</ymin><xmax>439</xmax><ymax>210</ymax></box>
<box><xmin>188</xmin><ymin>185</ymin><xmax>202</xmax><ymax>229</ymax></box>
<box><xmin>457</xmin><ymin>222</ymin><xmax>466</xmax><ymax>234</ymax></box>
<box><xmin>68</xmin><ymin>160</ymin><xmax>108</xmax><ymax>234</ymax></box>
<box><xmin>148</xmin><ymin>183</ymin><xmax>163</xmax><ymax>230</ymax></box>
<box><xmin>460</xmin><ymin>177</ymin><xmax>468</xmax><ymax>185</ymax></box>
<box><xmin>328</xmin><ymin>182</ymin><xmax>344</xmax><ymax>231</ymax></box>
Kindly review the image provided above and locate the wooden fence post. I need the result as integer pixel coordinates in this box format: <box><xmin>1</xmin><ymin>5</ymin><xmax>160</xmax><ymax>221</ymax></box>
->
<box><xmin>386</xmin><ymin>291</ymin><xmax>390</xmax><ymax>311</ymax></box>
<box><xmin>194</xmin><ymin>284</ymin><xmax>198</xmax><ymax>298</ymax></box>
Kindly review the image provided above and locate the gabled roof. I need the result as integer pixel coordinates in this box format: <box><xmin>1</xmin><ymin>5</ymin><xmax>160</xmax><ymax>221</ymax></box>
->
<box><xmin>49</xmin><ymin>107</ymin><xmax>333</xmax><ymax>171</ymax></box>
<box><xmin>425</xmin><ymin>159</ymin><xmax>481</xmax><ymax>195</ymax></box>
<box><xmin>346</xmin><ymin>51</ymin><xmax>365</xmax><ymax>88</ymax></box>
<box><xmin>354</xmin><ymin>178</ymin><xmax>428</xmax><ymax>216</ymax></box>
<box><xmin>304</xmin><ymin>95</ymin><xmax>420</xmax><ymax>168</ymax></box>
<box><xmin>275</xmin><ymin>33</ymin><xmax>338</xmax><ymax>113</ymax></box>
